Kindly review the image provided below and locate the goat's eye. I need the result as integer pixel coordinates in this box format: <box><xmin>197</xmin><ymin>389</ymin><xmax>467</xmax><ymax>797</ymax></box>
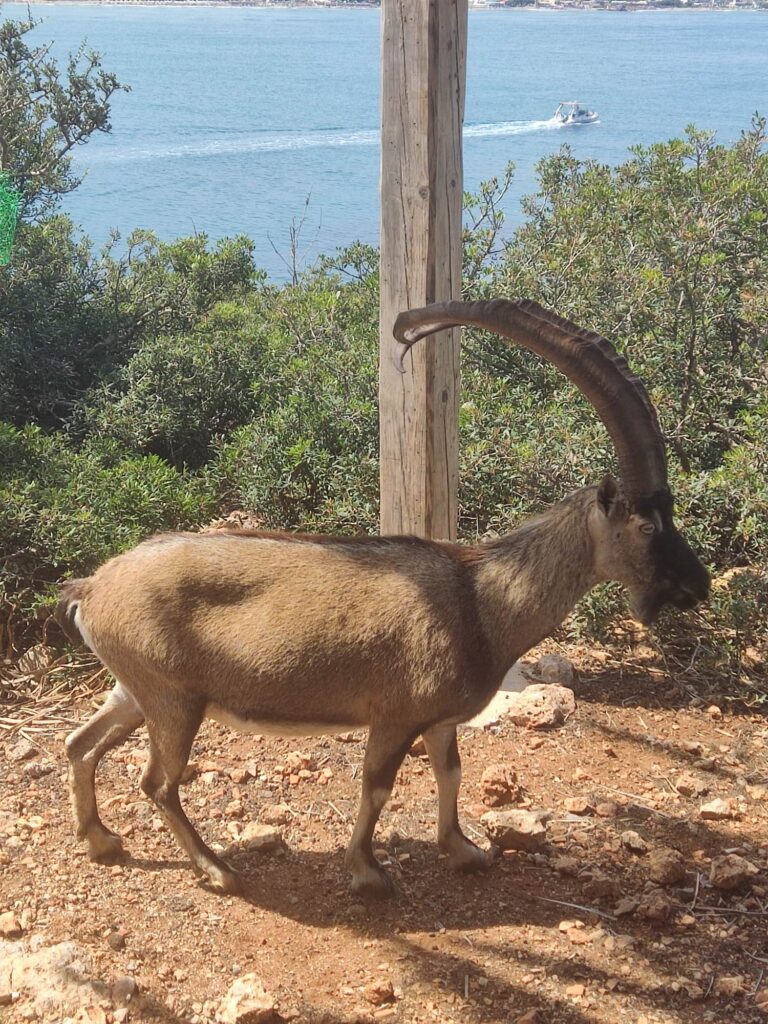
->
<box><xmin>639</xmin><ymin>522</ymin><xmax>656</xmax><ymax>536</ymax></box>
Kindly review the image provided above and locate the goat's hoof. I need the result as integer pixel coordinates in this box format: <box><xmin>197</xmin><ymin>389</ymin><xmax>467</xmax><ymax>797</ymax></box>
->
<box><xmin>446</xmin><ymin>842</ymin><xmax>492</xmax><ymax>874</ymax></box>
<box><xmin>206</xmin><ymin>864</ymin><xmax>243</xmax><ymax>896</ymax></box>
<box><xmin>349</xmin><ymin>866</ymin><xmax>395</xmax><ymax>900</ymax></box>
<box><xmin>87</xmin><ymin>831</ymin><xmax>125</xmax><ymax>864</ymax></box>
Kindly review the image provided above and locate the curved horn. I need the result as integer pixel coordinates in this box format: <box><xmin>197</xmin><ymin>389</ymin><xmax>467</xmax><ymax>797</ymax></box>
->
<box><xmin>393</xmin><ymin>298</ymin><xmax>668</xmax><ymax>503</ymax></box>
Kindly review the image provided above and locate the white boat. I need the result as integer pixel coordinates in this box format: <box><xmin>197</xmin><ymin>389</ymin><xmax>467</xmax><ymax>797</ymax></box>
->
<box><xmin>553</xmin><ymin>102</ymin><xmax>599</xmax><ymax>126</ymax></box>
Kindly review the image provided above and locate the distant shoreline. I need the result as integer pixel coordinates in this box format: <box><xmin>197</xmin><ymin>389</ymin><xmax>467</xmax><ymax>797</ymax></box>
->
<box><xmin>18</xmin><ymin>1</ymin><xmax>768</xmax><ymax>9</ymax></box>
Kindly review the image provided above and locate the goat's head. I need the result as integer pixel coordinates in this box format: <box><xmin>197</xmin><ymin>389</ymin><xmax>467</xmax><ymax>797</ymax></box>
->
<box><xmin>393</xmin><ymin>298</ymin><xmax>710</xmax><ymax>626</ymax></box>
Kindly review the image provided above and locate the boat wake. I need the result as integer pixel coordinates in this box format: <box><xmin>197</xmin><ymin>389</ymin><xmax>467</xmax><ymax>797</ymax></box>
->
<box><xmin>78</xmin><ymin>118</ymin><xmax>569</xmax><ymax>166</ymax></box>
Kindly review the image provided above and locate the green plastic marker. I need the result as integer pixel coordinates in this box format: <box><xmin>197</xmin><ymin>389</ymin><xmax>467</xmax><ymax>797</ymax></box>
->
<box><xmin>0</xmin><ymin>174</ymin><xmax>20</xmax><ymax>266</ymax></box>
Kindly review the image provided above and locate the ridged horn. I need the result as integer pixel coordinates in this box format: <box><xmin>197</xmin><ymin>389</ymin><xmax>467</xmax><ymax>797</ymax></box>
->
<box><xmin>393</xmin><ymin>298</ymin><xmax>668</xmax><ymax>503</ymax></box>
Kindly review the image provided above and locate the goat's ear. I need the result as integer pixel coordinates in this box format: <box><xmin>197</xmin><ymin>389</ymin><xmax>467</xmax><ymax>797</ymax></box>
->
<box><xmin>597</xmin><ymin>475</ymin><xmax>622</xmax><ymax>518</ymax></box>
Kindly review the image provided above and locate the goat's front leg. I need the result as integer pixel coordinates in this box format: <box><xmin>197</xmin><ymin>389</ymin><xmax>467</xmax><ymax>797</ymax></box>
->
<box><xmin>345</xmin><ymin>722</ymin><xmax>415</xmax><ymax>899</ymax></box>
<box><xmin>423</xmin><ymin>723</ymin><xmax>490</xmax><ymax>872</ymax></box>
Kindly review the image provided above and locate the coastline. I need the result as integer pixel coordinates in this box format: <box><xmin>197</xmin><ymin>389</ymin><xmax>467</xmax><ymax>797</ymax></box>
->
<box><xmin>17</xmin><ymin>1</ymin><xmax>767</xmax><ymax>8</ymax></box>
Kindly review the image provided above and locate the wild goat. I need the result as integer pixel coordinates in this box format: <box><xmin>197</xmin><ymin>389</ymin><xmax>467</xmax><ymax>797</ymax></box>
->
<box><xmin>57</xmin><ymin>299</ymin><xmax>709</xmax><ymax>899</ymax></box>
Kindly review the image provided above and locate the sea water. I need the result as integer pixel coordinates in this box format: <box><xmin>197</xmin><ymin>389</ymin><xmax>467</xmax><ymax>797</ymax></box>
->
<box><xmin>7</xmin><ymin>4</ymin><xmax>767</xmax><ymax>280</ymax></box>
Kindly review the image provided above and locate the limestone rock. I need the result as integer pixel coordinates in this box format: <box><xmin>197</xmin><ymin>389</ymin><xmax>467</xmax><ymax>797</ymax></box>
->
<box><xmin>503</xmin><ymin>684</ymin><xmax>576</xmax><ymax>730</ymax></box>
<box><xmin>0</xmin><ymin>912</ymin><xmax>22</xmax><ymax>938</ymax></box>
<box><xmin>363</xmin><ymin>979</ymin><xmax>395</xmax><ymax>1006</ymax></box>
<box><xmin>481</xmin><ymin>809</ymin><xmax>551</xmax><ymax>852</ymax></box>
<box><xmin>9</xmin><ymin>739</ymin><xmax>37</xmax><ymax>763</ymax></box>
<box><xmin>638</xmin><ymin>888</ymin><xmax>674</xmax><ymax>923</ymax></box>
<box><xmin>111</xmin><ymin>976</ymin><xmax>138</xmax><ymax>1006</ymax></box>
<box><xmin>217</xmin><ymin>974</ymin><xmax>276</xmax><ymax>1023</ymax></box>
<box><xmin>260</xmin><ymin>803</ymin><xmax>292</xmax><ymax>826</ymax></box>
<box><xmin>709</xmin><ymin>853</ymin><xmax>760</xmax><ymax>892</ymax></box>
<box><xmin>648</xmin><ymin>848</ymin><xmax>687</xmax><ymax>886</ymax></box>
<box><xmin>674</xmin><ymin>773</ymin><xmax>709</xmax><ymax>798</ymax></box>
<box><xmin>2</xmin><ymin>940</ymin><xmax>110</xmax><ymax>1019</ymax></box>
<box><xmin>480</xmin><ymin>765</ymin><xmax>520</xmax><ymax>807</ymax></box>
<box><xmin>620</xmin><ymin>830</ymin><xmax>648</xmax><ymax>855</ymax></box>
<box><xmin>700</xmin><ymin>798</ymin><xmax>739</xmax><ymax>821</ymax></box>
<box><xmin>241</xmin><ymin>823</ymin><xmax>286</xmax><ymax>854</ymax></box>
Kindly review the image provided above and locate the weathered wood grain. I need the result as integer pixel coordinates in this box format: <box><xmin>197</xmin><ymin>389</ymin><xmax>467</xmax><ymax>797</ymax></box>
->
<box><xmin>379</xmin><ymin>0</ymin><xmax>467</xmax><ymax>541</ymax></box>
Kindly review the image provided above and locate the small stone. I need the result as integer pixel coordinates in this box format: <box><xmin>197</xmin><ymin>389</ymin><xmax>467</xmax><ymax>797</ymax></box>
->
<box><xmin>241</xmin><ymin>823</ymin><xmax>286</xmax><ymax>854</ymax></box>
<box><xmin>107</xmin><ymin>929</ymin><xmax>127</xmax><ymax>951</ymax></box>
<box><xmin>0</xmin><ymin>911</ymin><xmax>22</xmax><ymax>937</ymax></box>
<box><xmin>565</xmin><ymin>983</ymin><xmax>585</xmax><ymax>998</ymax></box>
<box><xmin>648</xmin><ymin>848</ymin><xmax>687</xmax><ymax>886</ymax></box>
<box><xmin>363</xmin><ymin>979</ymin><xmax>395</xmax><ymax>1006</ymax></box>
<box><xmin>638</xmin><ymin>888</ymin><xmax>673</xmax><ymax>923</ymax></box>
<box><xmin>681</xmin><ymin>740</ymin><xmax>703</xmax><ymax>756</ymax></box>
<box><xmin>706</xmin><ymin>704</ymin><xmax>723</xmax><ymax>719</ymax></box>
<box><xmin>675</xmin><ymin>774</ymin><xmax>709</xmax><ymax>798</ymax></box>
<box><xmin>515</xmin><ymin>1012</ymin><xmax>542</xmax><ymax>1024</ymax></box>
<box><xmin>111</xmin><ymin>976</ymin><xmax>138</xmax><ymax>1006</ymax></box>
<box><xmin>225</xmin><ymin>800</ymin><xmax>244</xmax><ymax>819</ymax></box>
<box><xmin>700</xmin><ymin>798</ymin><xmax>739</xmax><ymax>821</ymax></box>
<box><xmin>504</xmin><ymin>684</ymin><xmax>576</xmax><ymax>730</ymax></box>
<box><xmin>709</xmin><ymin>853</ymin><xmax>760</xmax><ymax>891</ymax></box>
<box><xmin>217</xmin><ymin>974</ymin><xmax>276</xmax><ymax>1023</ymax></box>
<box><xmin>595</xmin><ymin>801</ymin><xmax>618</xmax><ymax>818</ymax></box>
<box><xmin>614</xmin><ymin>896</ymin><xmax>638</xmax><ymax>916</ymax></box>
<box><xmin>715</xmin><ymin>976</ymin><xmax>745</xmax><ymax>997</ymax></box>
<box><xmin>583</xmin><ymin>873</ymin><xmax>622</xmax><ymax>901</ymax></box>
<box><xmin>620</xmin><ymin>830</ymin><xmax>648</xmax><ymax>854</ymax></box>
<box><xmin>564</xmin><ymin>797</ymin><xmax>593</xmax><ymax>816</ymax></box>
<box><xmin>9</xmin><ymin>739</ymin><xmax>37</xmax><ymax>762</ymax></box>
<box><xmin>530</xmin><ymin>654</ymin><xmax>574</xmax><ymax>686</ymax></box>
<box><xmin>552</xmin><ymin>856</ymin><xmax>580</xmax><ymax>877</ymax></box>
<box><xmin>480</xmin><ymin>765</ymin><xmax>520</xmax><ymax>807</ymax></box>
<box><xmin>260</xmin><ymin>803</ymin><xmax>292</xmax><ymax>826</ymax></box>
<box><xmin>481</xmin><ymin>809</ymin><xmax>551</xmax><ymax>852</ymax></box>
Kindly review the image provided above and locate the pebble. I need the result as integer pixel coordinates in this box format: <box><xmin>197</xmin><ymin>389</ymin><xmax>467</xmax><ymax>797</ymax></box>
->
<box><xmin>260</xmin><ymin>803</ymin><xmax>292</xmax><ymax>826</ymax></box>
<box><xmin>620</xmin><ymin>830</ymin><xmax>648</xmax><ymax>855</ymax></box>
<box><xmin>637</xmin><ymin>888</ymin><xmax>674</xmax><ymax>923</ymax></box>
<box><xmin>564</xmin><ymin>797</ymin><xmax>593</xmax><ymax>816</ymax></box>
<box><xmin>111</xmin><ymin>976</ymin><xmax>138</xmax><ymax>1006</ymax></box>
<box><xmin>480</xmin><ymin>765</ymin><xmax>520</xmax><ymax>807</ymax></box>
<box><xmin>504</xmin><ymin>684</ymin><xmax>576</xmax><ymax>730</ymax></box>
<box><xmin>9</xmin><ymin>739</ymin><xmax>38</xmax><ymax>763</ymax></box>
<box><xmin>675</xmin><ymin>773</ymin><xmax>709</xmax><ymax>798</ymax></box>
<box><xmin>107</xmin><ymin>929</ymin><xmax>127</xmax><ymax>952</ymax></box>
<box><xmin>217</xmin><ymin>974</ymin><xmax>276</xmax><ymax>1024</ymax></box>
<box><xmin>648</xmin><ymin>847</ymin><xmax>687</xmax><ymax>886</ymax></box>
<box><xmin>700</xmin><ymin>798</ymin><xmax>739</xmax><ymax>821</ymax></box>
<box><xmin>363</xmin><ymin>979</ymin><xmax>395</xmax><ymax>1006</ymax></box>
<box><xmin>0</xmin><ymin>911</ymin><xmax>22</xmax><ymax>938</ymax></box>
<box><xmin>481</xmin><ymin>809</ymin><xmax>551</xmax><ymax>852</ymax></box>
<box><xmin>241</xmin><ymin>823</ymin><xmax>286</xmax><ymax>853</ymax></box>
<box><xmin>709</xmin><ymin>853</ymin><xmax>759</xmax><ymax>891</ymax></box>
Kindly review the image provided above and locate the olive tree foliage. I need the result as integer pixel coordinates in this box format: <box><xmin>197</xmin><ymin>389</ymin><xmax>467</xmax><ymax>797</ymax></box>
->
<box><xmin>0</xmin><ymin>11</ymin><xmax>126</xmax><ymax>220</ymax></box>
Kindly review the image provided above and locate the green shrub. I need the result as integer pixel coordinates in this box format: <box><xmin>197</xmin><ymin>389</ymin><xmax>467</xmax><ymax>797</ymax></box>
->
<box><xmin>0</xmin><ymin>423</ymin><xmax>217</xmax><ymax>650</ymax></box>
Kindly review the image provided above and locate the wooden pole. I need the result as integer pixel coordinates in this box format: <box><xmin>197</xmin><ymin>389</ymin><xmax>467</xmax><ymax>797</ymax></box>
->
<box><xmin>379</xmin><ymin>0</ymin><xmax>467</xmax><ymax>541</ymax></box>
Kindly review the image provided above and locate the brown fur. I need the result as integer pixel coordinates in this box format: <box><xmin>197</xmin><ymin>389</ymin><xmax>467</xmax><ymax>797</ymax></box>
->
<box><xmin>60</xmin><ymin>483</ymin><xmax>704</xmax><ymax>898</ymax></box>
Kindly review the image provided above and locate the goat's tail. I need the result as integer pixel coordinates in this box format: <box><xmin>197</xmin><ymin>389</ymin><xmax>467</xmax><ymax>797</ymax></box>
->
<box><xmin>54</xmin><ymin>579</ymin><xmax>92</xmax><ymax>646</ymax></box>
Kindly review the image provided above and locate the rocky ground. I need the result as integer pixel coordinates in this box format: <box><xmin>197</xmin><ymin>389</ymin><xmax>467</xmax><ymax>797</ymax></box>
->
<box><xmin>1</xmin><ymin>646</ymin><xmax>767</xmax><ymax>1024</ymax></box>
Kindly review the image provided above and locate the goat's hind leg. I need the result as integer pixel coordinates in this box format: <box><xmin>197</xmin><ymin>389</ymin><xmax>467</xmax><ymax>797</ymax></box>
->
<box><xmin>423</xmin><ymin>723</ymin><xmax>490</xmax><ymax>872</ymax></box>
<box><xmin>139</xmin><ymin>698</ymin><xmax>241</xmax><ymax>895</ymax></box>
<box><xmin>346</xmin><ymin>722</ymin><xmax>416</xmax><ymax>899</ymax></box>
<box><xmin>65</xmin><ymin>681</ymin><xmax>144</xmax><ymax>863</ymax></box>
